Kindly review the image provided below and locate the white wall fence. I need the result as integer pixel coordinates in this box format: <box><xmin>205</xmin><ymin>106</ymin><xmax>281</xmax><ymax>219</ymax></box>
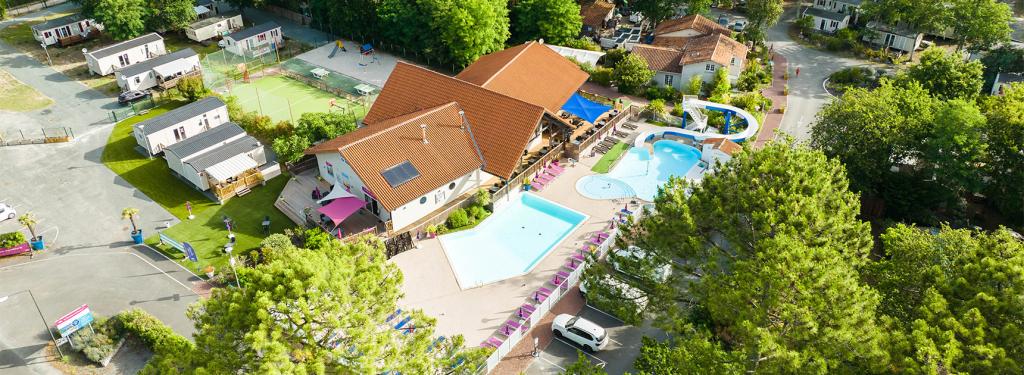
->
<box><xmin>481</xmin><ymin>220</ymin><xmax>621</xmax><ymax>373</ymax></box>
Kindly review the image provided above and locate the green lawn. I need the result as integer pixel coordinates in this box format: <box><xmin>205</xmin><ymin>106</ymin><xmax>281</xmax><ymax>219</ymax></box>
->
<box><xmin>228</xmin><ymin>75</ymin><xmax>367</xmax><ymax>123</ymax></box>
<box><xmin>0</xmin><ymin>69</ymin><xmax>53</xmax><ymax>111</ymax></box>
<box><xmin>162</xmin><ymin>33</ymin><xmax>221</xmax><ymax>57</ymax></box>
<box><xmin>591</xmin><ymin>142</ymin><xmax>630</xmax><ymax>173</ymax></box>
<box><xmin>101</xmin><ymin>100</ymin><xmax>292</xmax><ymax>272</ymax></box>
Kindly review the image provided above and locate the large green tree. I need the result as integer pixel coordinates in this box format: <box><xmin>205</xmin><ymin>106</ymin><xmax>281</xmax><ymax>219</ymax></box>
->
<box><xmin>510</xmin><ymin>0</ymin><xmax>581</xmax><ymax>45</ymax></box>
<box><xmin>810</xmin><ymin>81</ymin><xmax>937</xmax><ymax>199</ymax></box>
<box><xmin>378</xmin><ymin>0</ymin><xmax>509</xmax><ymax>67</ymax></box>
<box><xmin>871</xmin><ymin>225</ymin><xmax>1024</xmax><ymax>373</ymax></box>
<box><xmin>309</xmin><ymin>0</ymin><xmax>379</xmax><ymax>40</ymax></box>
<box><xmin>743</xmin><ymin>0</ymin><xmax>783</xmax><ymax>43</ymax></box>
<box><xmin>902</xmin><ymin>47</ymin><xmax>984</xmax><ymax>101</ymax></box>
<box><xmin>980</xmin><ymin>46</ymin><xmax>1024</xmax><ymax>93</ymax></box>
<box><xmin>146</xmin><ymin>0</ymin><xmax>196</xmax><ymax>31</ymax></box>
<box><xmin>621</xmin><ymin>142</ymin><xmax>887</xmax><ymax>372</ymax></box>
<box><xmin>948</xmin><ymin>0</ymin><xmax>1013</xmax><ymax>52</ymax></box>
<box><xmin>93</xmin><ymin>0</ymin><xmax>148</xmax><ymax>40</ymax></box>
<box><xmin>187</xmin><ymin>237</ymin><xmax>488</xmax><ymax>373</ymax></box>
<box><xmin>629</xmin><ymin>0</ymin><xmax>687</xmax><ymax>26</ymax></box>
<box><xmin>861</xmin><ymin>0</ymin><xmax>950</xmax><ymax>35</ymax></box>
<box><xmin>918</xmin><ymin>99</ymin><xmax>987</xmax><ymax>207</ymax></box>
<box><xmin>613</xmin><ymin>53</ymin><xmax>655</xmax><ymax>95</ymax></box>
<box><xmin>983</xmin><ymin>83</ymin><xmax>1024</xmax><ymax>224</ymax></box>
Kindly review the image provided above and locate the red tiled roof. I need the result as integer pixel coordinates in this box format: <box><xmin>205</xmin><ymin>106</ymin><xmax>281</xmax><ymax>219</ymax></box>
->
<box><xmin>455</xmin><ymin>41</ymin><xmax>589</xmax><ymax>113</ymax></box>
<box><xmin>581</xmin><ymin>1</ymin><xmax>615</xmax><ymax>29</ymax></box>
<box><xmin>320</xmin><ymin>102</ymin><xmax>484</xmax><ymax>211</ymax></box>
<box><xmin>631</xmin><ymin>45</ymin><xmax>683</xmax><ymax>72</ymax></box>
<box><xmin>642</xmin><ymin>33</ymin><xmax>748</xmax><ymax>69</ymax></box>
<box><xmin>654</xmin><ymin>14</ymin><xmax>731</xmax><ymax>37</ymax></box>
<box><xmin>703</xmin><ymin>138</ymin><xmax>743</xmax><ymax>155</ymax></box>
<box><xmin>358</xmin><ymin>62</ymin><xmax>546</xmax><ymax>180</ymax></box>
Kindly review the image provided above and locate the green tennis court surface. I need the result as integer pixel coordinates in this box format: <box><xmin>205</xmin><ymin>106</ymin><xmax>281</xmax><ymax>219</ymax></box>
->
<box><xmin>230</xmin><ymin>75</ymin><xmax>368</xmax><ymax>123</ymax></box>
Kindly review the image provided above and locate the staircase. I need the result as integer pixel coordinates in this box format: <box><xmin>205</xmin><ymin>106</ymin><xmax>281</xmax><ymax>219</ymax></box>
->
<box><xmin>234</xmin><ymin>186</ymin><xmax>252</xmax><ymax>197</ymax></box>
<box><xmin>682</xmin><ymin>99</ymin><xmax>708</xmax><ymax>132</ymax></box>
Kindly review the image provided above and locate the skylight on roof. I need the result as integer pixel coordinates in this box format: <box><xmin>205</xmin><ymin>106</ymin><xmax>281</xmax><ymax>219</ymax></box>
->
<box><xmin>381</xmin><ymin>161</ymin><xmax>420</xmax><ymax>188</ymax></box>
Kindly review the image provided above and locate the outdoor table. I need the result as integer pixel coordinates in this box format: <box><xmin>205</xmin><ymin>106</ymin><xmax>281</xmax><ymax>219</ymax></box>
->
<box><xmin>311</xmin><ymin>68</ymin><xmax>330</xmax><ymax>80</ymax></box>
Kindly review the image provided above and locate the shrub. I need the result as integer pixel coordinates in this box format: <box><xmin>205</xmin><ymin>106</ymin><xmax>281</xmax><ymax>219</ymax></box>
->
<box><xmin>446</xmin><ymin>208</ymin><xmax>470</xmax><ymax>228</ymax></box>
<box><xmin>670</xmin><ymin>103</ymin><xmax>684</xmax><ymax>117</ymax></box>
<box><xmin>600</xmin><ymin>48</ymin><xmax>628</xmax><ymax>69</ymax></box>
<box><xmin>0</xmin><ymin>231</ymin><xmax>26</xmax><ymax>248</ymax></box>
<box><xmin>686</xmin><ymin>75</ymin><xmax>704</xmax><ymax>96</ymax></box>
<box><xmin>468</xmin><ymin>205</ymin><xmax>487</xmax><ymax>221</ymax></box>
<box><xmin>731</xmin><ymin>92</ymin><xmax>772</xmax><ymax>113</ymax></box>
<box><xmin>73</xmin><ymin>329</ymin><xmax>116</xmax><ymax>363</ymax></box>
<box><xmin>737</xmin><ymin>62</ymin><xmax>772</xmax><ymax>91</ymax></box>
<box><xmin>473</xmin><ymin>188</ymin><xmax>491</xmax><ymax>208</ymax></box>
<box><xmin>644</xmin><ymin>85</ymin><xmax>682</xmax><ymax>102</ymax></box>
<box><xmin>645</xmin><ymin>99</ymin><xmax>667</xmax><ymax>119</ymax></box>
<box><xmin>560</xmin><ymin>37</ymin><xmax>601</xmax><ymax>51</ymax></box>
<box><xmin>302</xmin><ymin>227</ymin><xmax>333</xmax><ymax>251</ymax></box>
<box><xmin>590</xmin><ymin>67</ymin><xmax>614</xmax><ymax>86</ymax></box>
<box><xmin>176</xmin><ymin>76</ymin><xmax>210</xmax><ymax>102</ymax></box>
<box><xmin>118</xmin><ymin>309</ymin><xmax>193</xmax><ymax>355</ymax></box>
<box><xmin>614</xmin><ymin>54</ymin><xmax>656</xmax><ymax>95</ymax></box>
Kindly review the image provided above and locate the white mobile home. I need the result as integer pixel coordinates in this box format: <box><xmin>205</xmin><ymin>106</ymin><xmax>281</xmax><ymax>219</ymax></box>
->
<box><xmin>223</xmin><ymin>22</ymin><xmax>283</xmax><ymax>57</ymax></box>
<box><xmin>84</xmin><ymin>33</ymin><xmax>166</xmax><ymax>76</ymax></box>
<box><xmin>31</xmin><ymin>14</ymin><xmax>101</xmax><ymax>47</ymax></box>
<box><xmin>863</xmin><ymin>21</ymin><xmax>924</xmax><ymax>53</ymax></box>
<box><xmin>181</xmin><ymin>136</ymin><xmax>274</xmax><ymax>193</ymax></box>
<box><xmin>164</xmin><ymin>122</ymin><xmax>246</xmax><ymax>182</ymax></box>
<box><xmin>132</xmin><ymin>97</ymin><xmax>229</xmax><ymax>156</ymax></box>
<box><xmin>186</xmin><ymin>13</ymin><xmax>243</xmax><ymax>42</ymax></box>
<box><xmin>803</xmin><ymin>7</ymin><xmax>850</xmax><ymax>33</ymax></box>
<box><xmin>115</xmin><ymin>48</ymin><xmax>201</xmax><ymax>92</ymax></box>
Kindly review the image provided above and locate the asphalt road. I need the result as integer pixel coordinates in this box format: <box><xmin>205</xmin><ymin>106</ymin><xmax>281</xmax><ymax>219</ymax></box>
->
<box><xmin>526</xmin><ymin>305</ymin><xmax>668</xmax><ymax>375</ymax></box>
<box><xmin>0</xmin><ymin>5</ymin><xmax>203</xmax><ymax>374</ymax></box>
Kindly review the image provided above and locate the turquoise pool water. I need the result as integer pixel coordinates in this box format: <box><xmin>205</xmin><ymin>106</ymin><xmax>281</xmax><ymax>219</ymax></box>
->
<box><xmin>576</xmin><ymin>140</ymin><xmax>702</xmax><ymax>201</ymax></box>
<box><xmin>439</xmin><ymin>193</ymin><xmax>588</xmax><ymax>289</ymax></box>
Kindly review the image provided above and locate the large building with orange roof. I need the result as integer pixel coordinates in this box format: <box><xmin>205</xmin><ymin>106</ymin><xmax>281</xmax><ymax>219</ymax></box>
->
<box><xmin>305</xmin><ymin>41</ymin><xmax>599</xmax><ymax>234</ymax></box>
<box><xmin>632</xmin><ymin>14</ymin><xmax>749</xmax><ymax>90</ymax></box>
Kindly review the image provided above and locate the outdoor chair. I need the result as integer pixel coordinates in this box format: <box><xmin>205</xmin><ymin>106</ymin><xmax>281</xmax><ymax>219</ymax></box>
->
<box><xmin>482</xmin><ymin>336</ymin><xmax>504</xmax><ymax>348</ymax></box>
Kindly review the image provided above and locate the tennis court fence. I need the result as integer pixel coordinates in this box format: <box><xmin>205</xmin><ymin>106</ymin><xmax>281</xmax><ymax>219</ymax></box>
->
<box><xmin>278</xmin><ymin>58</ymin><xmax>380</xmax><ymax>101</ymax></box>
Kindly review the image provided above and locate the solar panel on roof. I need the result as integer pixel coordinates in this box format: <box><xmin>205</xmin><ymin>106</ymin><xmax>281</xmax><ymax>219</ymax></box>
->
<box><xmin>381</xmin><ymin>161</ymin><xmax>420</xmax><ymax>188</ymax></box>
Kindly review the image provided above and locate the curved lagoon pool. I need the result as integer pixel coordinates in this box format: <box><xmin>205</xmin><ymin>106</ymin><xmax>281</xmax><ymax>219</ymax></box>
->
<box><xmin>439</xmin><ymin>193</ymin><xmax>587</xmax><ymax>289</ymax></box>
<box><xmin>576</xmin><ymin>140</ymin><xmax>702</xmax><ymax>201</ymax></box>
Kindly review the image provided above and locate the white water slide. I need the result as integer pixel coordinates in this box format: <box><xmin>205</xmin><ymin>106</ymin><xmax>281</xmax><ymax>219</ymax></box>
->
<box><xmin>635</xmin><ymin>98</ymin><xmax>760</xmax><ymax>147</ymax></box>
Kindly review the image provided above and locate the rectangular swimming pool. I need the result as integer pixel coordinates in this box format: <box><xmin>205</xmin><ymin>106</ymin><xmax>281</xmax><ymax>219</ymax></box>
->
<box><xmin>439</xmin><ymin>193</ymin><xmax>588</xmax><ymax>289</ymax></box>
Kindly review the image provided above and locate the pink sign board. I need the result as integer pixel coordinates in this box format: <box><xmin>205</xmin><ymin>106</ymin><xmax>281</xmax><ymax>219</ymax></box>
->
<box><xmin>0</xmin><ymin>243</ymin><xmax>30</xmax><ymax>257</ymax></box>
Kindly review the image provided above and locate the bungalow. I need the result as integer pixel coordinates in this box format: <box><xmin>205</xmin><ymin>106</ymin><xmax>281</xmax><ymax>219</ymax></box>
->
<box><xmin>863</xmin><ymin>21</ymin><xmax>924</xmax><ymax>53</ymax></box>
<box><xmin>164</xmin><ymin>121</ymin><xmax>247</xmax><ymax>177</ymax></box>
<box><xmin>223</xmin><ymin>21</ymin><xmax>283</xmax><ymax>58</ymax></box>
<box><xmin>634</xmin><ymin>33</ymin><xmax>749</xmax><ymax>89</ymax></box>
<box><xmin>701</xmin><ymin>138</ymin><xmax>742</xmax><ymax>166</ymax></box>
<box><xmin>132</xmin><ymin>96</ymin><xmax>229</xmax><ymax>156</ymax></box>
<box><xmin>991</xmin><ymin>72</ymin><xmax>1024</xmax><ymax>96</ymax></box>
<box><xmin>84</xmin><ymin>33</ymin><xmax>165</xmax><ymax>76</ymax></box>
<box><xmin>115</xmin><ymin>48</ymin><xmax>201</xmax><ymax>92</ymax></box>
<box><xmin>180</xmin><ymin>134</ymin><xmax>275</xmax><ymax>200</ymax></box>
<box><xmin>307</xmin><ymin>41</ymin><xmax>590</xmax><ymax>233</ymax></box>
<box><xmin>31</xmin><ymin>14</ymin><xmax>101</xmax><ymax>47</ymax></box>
<box><xmin>185</xmin><ymin>13</ymin><xmax>243</xmax><ymax>42</ymax></box>
<box><xmin>652</xmin><ymin>14</ymin><xmax>732</xmax><ymax>40</ymax></box>
<box><xmin>803</xmin><ymin>7</ymin><xmax>850</xmax><ymax>33</ymax></box>
<box><xmin>581</xmin><ymin>0</ymin><xmax>615</xmax><ymax>35</ymax></box>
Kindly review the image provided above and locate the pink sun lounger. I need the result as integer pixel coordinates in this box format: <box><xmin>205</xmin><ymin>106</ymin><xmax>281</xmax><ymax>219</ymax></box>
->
<box><xmin>535</xmin><ymin>173</ymin><xmax>554</xmax><ymax>184</ymax></box>
<box><xmin>482</xmin><ymin>336</ymin><xmax>504</xmax><ymax>348</ymax></box>
<box><xmin>530</xmin><ymin>181</ymin><xmax>545</xmax><ymax>191</ymax></box>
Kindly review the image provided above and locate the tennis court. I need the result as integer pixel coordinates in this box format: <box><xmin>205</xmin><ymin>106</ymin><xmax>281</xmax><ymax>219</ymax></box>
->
<box><xmin>229</xmin><ymin>75</ymin><xmax>369</xmax><ymax>123</ymax></box>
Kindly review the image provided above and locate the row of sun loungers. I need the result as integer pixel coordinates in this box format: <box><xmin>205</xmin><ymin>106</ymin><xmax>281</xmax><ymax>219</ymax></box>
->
<box><xmin>528</xmin><ymin>160</ymin><xmax>566</xmax><ymax>192</ymax></box>
<box><xmin>481</xmin><ymin>218</ymin><xmax>620</xmax><ymax>349</ymax></box>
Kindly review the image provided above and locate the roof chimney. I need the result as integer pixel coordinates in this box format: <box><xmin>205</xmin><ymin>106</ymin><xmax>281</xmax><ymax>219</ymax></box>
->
<box><xmin>538</xmin><ymin>38</ymin><xmax>544</xmax><ymax>45</ymax></box>
<box><xmin>458</xmin><ymin>110</ymin><xmax>467</xmax><ymax>130</ymax></box>
<box><xmin>421</xmin><ymin>124</ymin><xmax>429</xmax><ymax>144</ymax></box>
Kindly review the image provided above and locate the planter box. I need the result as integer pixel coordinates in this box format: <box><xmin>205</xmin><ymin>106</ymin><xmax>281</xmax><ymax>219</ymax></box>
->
<box><xmin>0</xmin><ymin>243</ymin><xmax>30</xmax><ymax>257</ymax></box>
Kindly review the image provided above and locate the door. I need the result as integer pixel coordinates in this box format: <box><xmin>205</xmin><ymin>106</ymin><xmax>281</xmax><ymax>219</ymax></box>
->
<box><xmin>819</xmin><ymin>19</ymin><xmax>826</xmax><ymax>31</ymax></box>
<box><xmin>567</xmin><ymin>327</ymin><xmax>594</xmax><ymax>347</ymax></box>
<box><xmin>364</xmin><ymin>195</ymin><xmax>380</xmax><ymax>216</ymax></box>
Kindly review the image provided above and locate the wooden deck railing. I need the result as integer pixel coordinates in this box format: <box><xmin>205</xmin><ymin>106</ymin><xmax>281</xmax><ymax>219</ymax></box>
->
<box><xmin>211</xmin><ymin>169</ymin><xmax>263</xmax><ymax>202</ymax></box>
<box><xmin>492</xmin><ymin>142</ymin><xmax>566</xmax><ymax>202</ymax></box>
<box><xmin>159</xmin><ymin>70</ymin><xmax>202</xmax><ymax>90</ymax></box>
<box><xmin>573</xmin><ymin>105</ymin><xmax>639</xmax><ymax>156</ymax></box>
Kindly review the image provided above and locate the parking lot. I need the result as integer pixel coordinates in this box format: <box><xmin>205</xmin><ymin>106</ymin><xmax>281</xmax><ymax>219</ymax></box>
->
<box><xmin>527</xmin><ymin>304</ymin><xmax>668</xmax><ymax>374</ymax></box>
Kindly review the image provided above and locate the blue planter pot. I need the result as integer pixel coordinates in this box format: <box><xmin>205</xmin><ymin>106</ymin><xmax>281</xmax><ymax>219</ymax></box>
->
<box><xmin>524</xmin><ymin>184</ymin><xmax>531</xmax><ymax>191</ymax></box>
<box><xmin>131</xmin><ymin>230</ymin><xmax>144</xmax><ymax>245</ymax></box>
<box><xmin>30</xmin><ymin>237</ymin><xmax>44</xmax><ymax>250</ymax></box>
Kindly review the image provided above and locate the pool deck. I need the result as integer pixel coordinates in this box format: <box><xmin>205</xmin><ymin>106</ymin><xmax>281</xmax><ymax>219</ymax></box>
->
<box><xmin>390</xmin><ymin>120</ymin><xmax>664</xmax><ymax>346</ymax></box>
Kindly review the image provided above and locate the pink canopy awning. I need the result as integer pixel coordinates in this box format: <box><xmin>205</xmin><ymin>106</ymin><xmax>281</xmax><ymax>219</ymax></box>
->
<box><xmin>318</xmin><ymin>197</ymin><xmax>366</xmax><ymax>226</ymax></box>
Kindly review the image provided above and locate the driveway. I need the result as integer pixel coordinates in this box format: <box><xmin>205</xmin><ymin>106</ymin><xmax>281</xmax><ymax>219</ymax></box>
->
<box><xmin>526</xmin><ymin>305</ymin><xmax>669</xmax><ymax>375</ymax></box>
<box><xmin>0</xmin><ymin>7</ymin><xmax>204</xmax><ymax>374</ymax></box>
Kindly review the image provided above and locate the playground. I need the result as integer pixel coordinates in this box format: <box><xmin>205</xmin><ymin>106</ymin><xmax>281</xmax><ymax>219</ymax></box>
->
<box><xmin>294</xmin><ymin>39</ymin><xmax>400</xmax><ymax>89</ymax></box>
<box><xmin>229</xmin><ymin>74</ymin><xmax>369</xmax><ymax>123</ymax></box>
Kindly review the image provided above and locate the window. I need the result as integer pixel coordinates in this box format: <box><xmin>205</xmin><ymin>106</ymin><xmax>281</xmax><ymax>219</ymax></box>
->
<box><xmin>664</xmin><ymin>74</ymin><xmax>673</xmax><ymax>86</ymax></box>
<box><xmin>448</xmin><ymin>182</ymin><xmax>456</xmax><ymax>190</ymax></box>
<box><xmin>324</xmin><ymin>161</ymin><xmax>334</xmax><ymax>177</ymax></box>
<box><xmin>118</xmin><ymin>54</ymin><xmax>131</xmax><ymax>67</ymax></box>
<box><xmin>44</xmin><ymin>31</ymin><xmax>52</xmax><ymax>39</ymax></box>
<box><xmin>257</xmin><ymin>33</ymin><xmax>267</xmax><ymax>42</ymax></box>
<box><xmin>831</xmin><ymin>21</ymin><xmax>839</xmax><ymax>28</ymax></box>
<box><xmin>144</xmin><ymin>44</ymin><xmax>149</xmax><ymax>57</ymax></box>
<box><xmin>705</xmin><ymin>64</ymin><xmax>716</xmax><ymax>72</ymax></box>
<box><xmin>420</xmin><ymin>196</ymin><xmax>427</xmax><ymax>204</ymax></box>
<box><xmin>178</xmin><ymin>126</ymin><xmax>186</xmax><ymax>140</ymax></box>
<box><xmin>134</xmin><ymin>77</ymin><xmax>140</xmax><ymax>84</ymax></box>
<box><xmin>731</xmin><ymin>57</ymin><xmax>737</xmax><ymax>65</ymax></box>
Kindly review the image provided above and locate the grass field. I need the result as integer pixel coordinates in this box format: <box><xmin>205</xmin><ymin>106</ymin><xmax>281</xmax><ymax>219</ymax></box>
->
<box><xmin>229</xmin><ymin>75</ymin><xmax>368</xmax><ymax>123</ymax></box>
<box><xmin>591</xmin><ymin>142</ymin><xmax>630</xmax><ymax>173</ymax></box>
<box><xmin>0</xmin><ymin>69</ymin><xmax>53</xmax><ymax>111</ymax></box>
<box><xmin>101</xmin><ymin>100</ymin><xmax>292</xmax><ymax>272</ymax></box>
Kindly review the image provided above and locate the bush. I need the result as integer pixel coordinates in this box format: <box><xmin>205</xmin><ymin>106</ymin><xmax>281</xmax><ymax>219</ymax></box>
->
<box><xmin>446</xmin><ymin>208</ymin><xmax>470</xmax><ymax>229</ymax></box>
<box><xmin>737</xmin><ymin>62</ymin><xmax>772</xmax><ymax>91</ymax></box>
<box><xmin>600</xmin><ymin>48</ymin><xmax>628</xmax><ymax>69</ymax></box>
<box><xmin>118</xmin><ymin>309</ymin><xmax>193</xmax><ymax>355</ymax></box>
<box><xmin>0</xmin><ymin>231</ymin><xmax>26</xmax><ymax>248</ymax></box>
<box><xmin>176</xmin><ymin>76</ymin><xmax>210</xmax><ymax>102</ymax></box>
<box><xmin>467</xmin><ymin>205</ymin><xmax>487</xmax><ymax>221</ymax></box>
<box><xmin>590</xmin><ymin>67</ymin><xmax>614</xmax><ymax>86</ymax></box>
<box><xmin>560</xmin><ymin>37</ymin><xmax>601</xmax><ymax>51</ymax></box>
<box><xmin>473</xmin><ymin>188</ymin><xmax>491</xmax><ymax>208</ymax></box>
<box><xmin>646</xmin><ymin>99</ymin><xmax>667</xmax><ymax>119</ymax></box>
<box><xmin>644</xmin><ymin>85</ymin><xmax>682</xmax><ymax>102</ymax></box>
<box><xmin>73</xmin><ymin>329</ymin><xmax>117</xmax><ymax>363</ymax></box>
<box><xmin>686</xmin><ymin>75</ymin><xmax>704</xmax><ymax>96</ymax></box>
<box><xmin>670</xmin><ymin>103</ymin><xmax>684</xmax><ymax>117</ymax></box>
<box><xmin>731</xmin><ymin>92</ymin><xmax>772</xmax><ymax>113</ymax></box>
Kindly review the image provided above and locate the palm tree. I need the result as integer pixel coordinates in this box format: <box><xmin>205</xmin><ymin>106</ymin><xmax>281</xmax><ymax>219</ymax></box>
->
<box><xmin>18</xmin><ymin>213</ymin><xmax>38</xmax><ymax>240</ymax></box>
<box><xmin>122</xmin><ymin>208</ymin><xmax>140</xmax><ymax>233</ymax></box>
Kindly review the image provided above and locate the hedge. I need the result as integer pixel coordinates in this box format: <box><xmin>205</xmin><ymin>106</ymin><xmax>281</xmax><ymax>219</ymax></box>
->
<box><xmin>0</xmin><ymin>231</ymin><xmax>26</xmax><ymax>248</ymax></box>
<box><xmin>117</xmin><ymin>309</ymin><xmax>193</xmax><ymax>354</ymax></box>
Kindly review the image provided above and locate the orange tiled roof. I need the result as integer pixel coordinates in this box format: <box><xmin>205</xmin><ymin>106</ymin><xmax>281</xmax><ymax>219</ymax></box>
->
<box><xmin>455</xmin><ymin>41</ymin><xmax>589</xmax><ymax>113</ymax></box>
<box><xmin>357</xmin><ymin>62</ymin><xmax>547</xmax><ymax>180</ymax></box>
<box><xmin>320</xmin><ymin>102</ymin><xmax>485</xmax><ymax>211</ymax></box>
<box><xmin>581</xmin><ymin>1</ymin><xmax>615</xmax><ymax>29</ymax></box>
<box><xmin>654</xmin><ymin>14</ymin><xmax>732</xmax><ymax>36</ymax></box>
<box><xmin>702</xmin><ymin>138</ymin><xmax>743</xmax><ymax>155</ymax></box>
<box><xmin>631</xmin><ymin>45</ymin><xmax>684</xmax><ymax>72</ymax></box>
<box><xmin>640</xmin><ymin>33</ymin><xmax>748</xmax><ymax>70</ymax></box>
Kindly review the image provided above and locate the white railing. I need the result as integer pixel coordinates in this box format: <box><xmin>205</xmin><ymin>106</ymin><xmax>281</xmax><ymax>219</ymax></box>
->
<box><xmin>480</xmin><ymin>217</ymin><xmax>622</xmax><ymax>373</ymax></box>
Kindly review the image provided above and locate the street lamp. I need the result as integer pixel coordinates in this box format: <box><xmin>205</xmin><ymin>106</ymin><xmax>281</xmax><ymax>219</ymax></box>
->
<box><xmin>224</xmin><ymin>247</ymin><xmax>242</xmax><ymax>289</ymax></box>
<box><xmin>0</xmin><ymin>290</ymin><xmax>64</xmax><ymax>359</ymax></box>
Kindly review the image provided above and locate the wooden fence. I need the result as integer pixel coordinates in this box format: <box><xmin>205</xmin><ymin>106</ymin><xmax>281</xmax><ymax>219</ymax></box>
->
<box><xmin>211</xmin><ymin>169</ymin><xmax>263</xmax><ymax>202</ymax></box>
<box><xmin>492</xmin><ymin>142</ymin><xmax>566</xmax><ymax>203</ymax></box>
<box><xmin>571</xmin><ymin>105</ymin><xmax>640</xmax><ymax>157</ymax></box>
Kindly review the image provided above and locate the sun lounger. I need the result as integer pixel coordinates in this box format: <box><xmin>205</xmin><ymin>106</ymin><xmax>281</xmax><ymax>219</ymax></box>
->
<box><xmin>529</xmin><ymin>180</ymin><xmax>545</xmax><ymax>191</ymax></box>
<box><xmin>594</xmin><ymin>144</ymin><xmax>613</xmax><ymax>152</ymax></box>
<box><xmin>535</xmin><ymin>173</ymin><xmax>554</xmax><ymax>183</ymax></box>
<box><xmin>613</xmin><ymin>130</ymin><xmax>629</xmax><ymax>138</ymax></box>
<box><xmin>565</xmin><ymin>258</ymin><xmax>582</xmax><ymax>270</ymax></box>
<box><xmin>500</xmin><ymin>320</ymin><xmax>523</xmax><ymax>336</ymax></box>
<box><xmin>517</xmin><ymin>304</ymin><xmax>536</xmax><ymax>320</ymax></box>
<box><xmin>394</xmin><ymin>316</ymin><xmax>412</xmax><ymax>330</ymax></box>
<box><xmin>622</xmin><ymin>123</ymin><xmax>638</xmax><ymax>130</ymax></box>
<box><xmin>482</xmin><ymin>336</ymin><xmax>504</xmax><ymax>348</ymax></box>
<box><xmin>547</xmin><ymin>163</ymin><xmax>565</xmax><ymax>173</ymax></box>
<box><xmin>427</xmin><ymin>336</ymin><xmax>446</xmax><ymax>353</ymax></box>
<box><xmin>545</xmin><ymin>165</ymin><xmax>563</xmax><ymax>175</ymax></box>
<box><xmin>589</xmin><ymin>236</ymin><xmax>605</xmax><ymax>246</ymax></box>
<box><xmin>385</xmin><ymin>309</ymin><xmax>403</xmax><ymax>323</ymax></box>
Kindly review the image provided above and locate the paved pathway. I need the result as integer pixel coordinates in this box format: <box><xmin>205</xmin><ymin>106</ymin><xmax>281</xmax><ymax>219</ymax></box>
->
<box><xmin>754</xmin><ymin>53</ymin><xmax>789</xmax><ymax>148</ymax></box>
<box><xmin>0</xmin><ymin>6</ymin><xmax>206</xmax><ymax>374</ymax></box>
<box><xmin>242</xmin><ymin>7</ymin><xmax>332</xmax><ymax>46</ymax></box>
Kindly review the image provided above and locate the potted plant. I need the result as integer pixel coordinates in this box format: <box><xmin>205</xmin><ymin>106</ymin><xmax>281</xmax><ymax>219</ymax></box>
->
<box><xmin>523</xmin><ymin>177</ymin><xmax>532</xmax><ymax>191</ymax></box>
<box><xmin>122</xmin><ymin>208</ymin><xmax>143</xmax><ymax>244</ymax></box>
<box><xmin>203</xmin><ymin>265</ymin><xmax>215</xmax><ymax>278</ymax></box>
<box><xmin>18</xmin><ymin>213</ymin><xmax>44</xmax><ymax>250</ymax></box>
<box><xmin>425</xmin><ymin>224</ymin><xmax>437</xmax><ymax>239</ymax></box>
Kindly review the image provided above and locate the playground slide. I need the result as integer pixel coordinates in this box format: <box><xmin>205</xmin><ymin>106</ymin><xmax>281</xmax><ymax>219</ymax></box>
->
<box><xmin>328</xmin><ymin>43</ymin><xmax>340</xmax><ymax>58</ymax></box>
<box><xmin>633</xmin><ymin>99</ymin><xmax>760</xmax><ymax>146</ymax></box>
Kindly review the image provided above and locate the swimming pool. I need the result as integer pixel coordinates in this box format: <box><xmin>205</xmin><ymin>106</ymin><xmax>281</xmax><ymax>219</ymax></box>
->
<box><xmin>439</xmin><ymin>193</ymin><xmax>588</xmax><ymax>289</ymax></box>
<box><xmin>576</xmin><ymin>140</ymin><xmax>702</xmax><ymax>201</ymax></box>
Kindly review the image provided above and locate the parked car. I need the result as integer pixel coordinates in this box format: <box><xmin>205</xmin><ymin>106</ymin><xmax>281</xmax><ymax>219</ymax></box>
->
<box><xmin>731</xmin><ymin>20</ymin><xmax>748</xmax><ymax>32</ymax></box>
<box><xmin>609</xmin><ymin>246</ymin><xmax>673</xmax><ymax>283</ymax></box>
<box><xmin>217</xmin><ymin>39</ymin><xmax>227</xmax><ymax>48</ymax></box>
<box><xmin>118</xmin><ymin>90</ymin><xmax>149</xmax><ymax>105</ymax></box>
<box><xmin>0</xmin><ymin>203</ymin><xmax>15</xmax><ymax>221</ymax></box>
<box><xmin>552</xmin><ymin>314</ymin><xmax>609</xmax><ymax>352</ymax></box>
<box><xmin>717</xmin><ymin>14</ymin><xmax>730</xmax><ymax>27</ymax></box>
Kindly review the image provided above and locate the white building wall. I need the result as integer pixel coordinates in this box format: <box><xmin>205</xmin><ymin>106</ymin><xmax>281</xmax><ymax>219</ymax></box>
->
<box><xmin>165</xmin><ymin>132</ymin><xmax>247</xmax><ymax>181</ymax></box>
<box><xmin>651</xmin><ymin>71</ymin><xmax>683</xmax><ymax>91</ymax></box>
<box><xmin>116</xmin><ymin>55</ymin><xmax>202</xmax><ymax>92</ymax></box>
<box><xmin>33</xmin><ymin>19</ymin><xmax>98</xmax><ymax>46</ymax></box>
<box><xmin>389</xmin><ymin>169</ymin><xmax>485</xmax><ymax>232</ymax></box>
<box><xmin>863</xmin><ymin>31</ymin><xmax>923</xmax><ymax>53</ymax></box>
<box><xmin>136</xmin><ymin>105</ymin><xmax>229</xmax><ymax>155</ymax></box>
<box><xmin>809</xmin><ymin>15</ymin><xmax>849</xmax><ymax>33</ymax></box>
<box><xmin>86</xmin><ymin>38</ymin><xmax>166</xmax><ymax>76</ymax></box>
<box><xmin>315</xmin><ymin>152</ymin><xmax>392</xmax><ymax>223</ymax></box>
<box><xmin>224</xmin><ymin>27</ymin><xmax>283</xmax><ymax>56</ymax></box>
<box><xmin>187</xmin><ymin>14</ymin><xmax>243</xmax><ymax>42</ymax></box>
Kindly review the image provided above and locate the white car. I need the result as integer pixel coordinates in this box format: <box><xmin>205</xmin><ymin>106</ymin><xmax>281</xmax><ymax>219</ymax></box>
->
<box><xmin>0</xmin><ymin>203</ymin><xmax>16</xmax><ymax>221</ymax></box>
<box><xmin>552</xmin><ymin>314</ymin><xmax>609</xmax><ymax>352</ymax></box>
<box><xmin>610</xmin><ymin>246</ymin><xmax>672</xmax><ymax>283</ymax></box>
